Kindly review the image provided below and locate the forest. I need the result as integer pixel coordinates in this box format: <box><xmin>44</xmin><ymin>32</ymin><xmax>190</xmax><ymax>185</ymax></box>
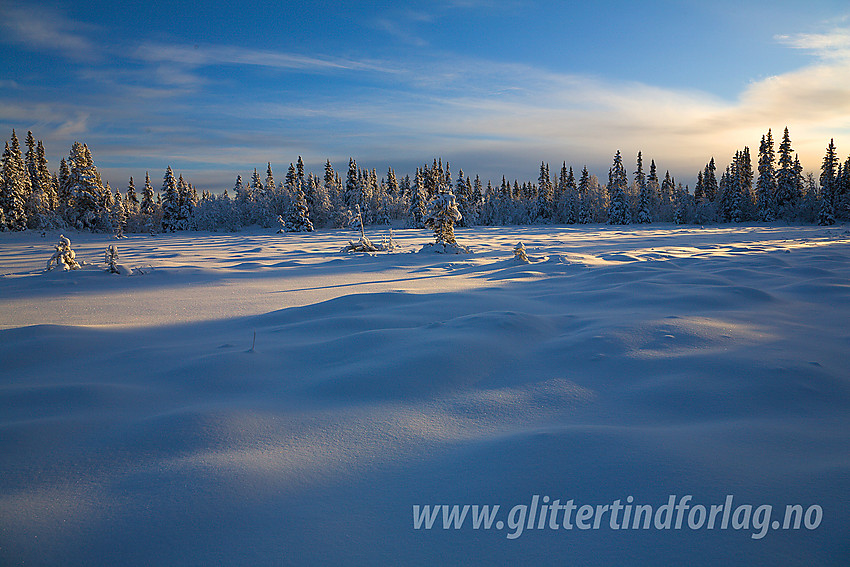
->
<box><xmin>1</xmin><ymin>127</ymin><xmax>848</xmax><ymax>235</ymax></box>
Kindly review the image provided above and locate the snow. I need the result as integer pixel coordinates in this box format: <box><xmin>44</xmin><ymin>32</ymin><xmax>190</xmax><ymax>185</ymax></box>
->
<box><xmin>1</xmin><ymin>224</ymin><xmax>849</xmax><ymax>566</ymax></box>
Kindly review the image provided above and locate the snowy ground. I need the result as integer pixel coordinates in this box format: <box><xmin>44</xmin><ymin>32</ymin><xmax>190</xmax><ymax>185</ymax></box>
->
<box><xmin>1</xmin><ymin>224</ymin><xmax>849</xmax><ymax>566</ymax></box>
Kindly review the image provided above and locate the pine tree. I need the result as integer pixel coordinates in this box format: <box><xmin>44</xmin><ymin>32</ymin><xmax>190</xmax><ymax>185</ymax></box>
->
<box><xmin>471</xmin><ymin>175</ymin><xmax>483</xmax><ymax>223</ymax></box>
<box><xmin>0</xmin><ymin>131</ymin><xmax>31</xmax><ymax>231</ymax></box>
<box><xmin>344</xmin><ymin>158</ymin><xmax>359</xmax><ymax>211</ymax></box>
<box><xmin>234</xmin><ymin>173</ymin><xmax>254</xmax><ymax>226</ymax></box>
<box><xmin>407</xmin><ymin>168</ymin><xmax>427</xmax><ymax>228</ymax></box>
<box><xmin>110</xmin><ymin>188</ymin><xmax>127</xmax><ymax>237</ymax></box>
<box><xmin>63</xmin><ymin>142</ymin><xmax>105</xmax><ymax>230</ymax></box>
<box><xmin>284</xmin><ymin>185</ymin><xmax>314</xmax><ymax>232</ymax></box>
<box><xmin>140</xmin><ymin>172</ymin><xmax>156</xmax><ymax>215</ymax></box>
<box><xmin>756</xmin><ymin>132</ymin><xmax>776</xmax><ymax>221</ymax></box>
<box><xmin>704</xmin><ymin>158</ymin><xmax>718</xmax><ymax>202</ymax></box>
<box><xmin>455</xmin><ymin>168</ymin><xmax>473</xmax><ymax>227</ymax></box>
<box><xmin>577</xmin><ymin>166</ymin><xmax>591</xmax><ymax>224</ymax></box>
<box><xmin>176</xmin><ymin>174</ymin><xmax>194</xmax><ymax>230</ymax></box>
<box><xmin>125</xmin><ymin>176</ymin><xmax>139</xmax><ymax>213</ymax></box>
<box><xmin>607</xmin><ymin>151</ymin><xmax>630</xmax><ymax>224</ymax></box>
<box><xmin>818</xmin><ymin>138</ymin><xmax>839</xmax><ymax>225</ymax></box>
<box><xmin>161</xmin><ymin>166</ymin><xmax>179</xmax><ymax>232</ymax></box>
<box><xmin>23</xmin><ymin>131</ymin><xmax>49</xmax><ymax>228</ymax></box>
<box><xmin>838</xmin><ymin>156</ymin><xmax>850</xmax><ymax>221</ymax></box>
<box><xmin>673</xmin><ymin>182</ymin><xmax>689</xmax><ymax>224</ymax></box>
<box><xmin>775</xmin><ymin>127</ymin><xmax>799</xmax><ymax>220</ymax></box>
<box><xmin>660</xmin><ymin>170</ymin><xmax>675</xmax><ymax>223</ymax></box>
<box><xmin>37</xmin><ymin>141</ymin><xmax>56</xmax><ymax>212</ymax></box>
<box><xmin>535</xmin><ymin>161</ymin><xmax>553</xmax><ymax>221</ymax></box>
<box><xmin>561</xmin><ymin>165</ymin><xmax>578</xmax><ymax>224</ymax></box>
<box><xmin>635</xmin><ymin>152</ymin><xmax>651</xmax><ymax>223</ymax></box>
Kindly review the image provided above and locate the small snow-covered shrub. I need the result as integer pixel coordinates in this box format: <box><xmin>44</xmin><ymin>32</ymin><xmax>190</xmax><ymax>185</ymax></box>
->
<box><xmin>46</xmin><ymin>235</ymin><xmax>81</xmax><ymax>271</ymax></box>
<box><xmin>105</xmin><ymin>245</ymin><xmax>120</xmax><ymax>273</ymax></box>
<box><xmin>514</xmin><ymin>242</ymin><xmax>530</xmax><ymax>263</ymax></box>
<box><xmin>341</xmin><ymin>204</ymin><xmax>386</xmax><ymax>253</ymax></box>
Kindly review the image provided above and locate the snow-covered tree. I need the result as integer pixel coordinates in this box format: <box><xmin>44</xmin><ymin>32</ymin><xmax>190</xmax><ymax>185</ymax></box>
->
<box><xmin>818</xmin><ymin>138</ymin><xmax>839</xmax><ymax>225</ymax></box>
<box><xmin>423</xmin><ymin>190</ymin><xmax>469</xmax><ymax>253</ymax></box>
<box><xmin>46</xmin><ymin>235</ymin><xmax>81</xmax><ymax>270</ymax></box>
<box><xmin>1</xmin><ymin>134</ymin><xmax>30</xmax><ymax>231</ymax></box>
<box><xmin>514</xmin><ymin>242</ymin><xmax>530</xmax><ymax>263</ymax></box>
<box><xmin>110</xmin><ymin>188</ymin><xmax>127</xmax><ymax>237</ymax></box>
<box><xmin>606</xmin><ymin>151</ymin><xmax>630</xmax><ymax>224</ymax></box>
<box><xmin>160</xmin><ymin>166</ymin><xmax>179</xmax><ymax>232</ymax></box>
<box><xmin>105</xmin><ymin>245</ymin><xmax>120</xmax><ymax>273</ymax></box>
<box><xmin>577</xmin><ymin>166</ymin><xmax>591</xmax><ymax>224</ymax></box>
<box><xmin>283</xmin><ymin>185</ymin><xmax>314</xmax><ymax>232</ymax></box>
<box><xmin>756</xmin><ymin>130</ymin><xmax>777</xmax><ymax>221</ymax></box>
<box><xmin>407</xmin><ymin>168</ymin><xmax>427</xmax><ymax>228</ymax></box>
<box><xmin>775</xmin><ymin>127</ymin><xmax>799</xmax><ymax>220</ymax></box>
<box><xmin>635</xmin><ymin>152</ymin><xmax>651</xmax><ymax>223</ymax></box>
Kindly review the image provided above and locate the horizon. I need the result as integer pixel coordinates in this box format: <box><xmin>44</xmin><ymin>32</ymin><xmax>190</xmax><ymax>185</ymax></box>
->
<box><xmin>3</xmin><ymin>1</ymin><xmax>850</xmax><ymax>192</ymax></box>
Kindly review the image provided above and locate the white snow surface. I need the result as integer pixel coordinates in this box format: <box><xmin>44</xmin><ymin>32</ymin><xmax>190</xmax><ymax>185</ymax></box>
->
<box><xmin>1</xmin><ymin>224</ymin><xmax>849</xmax><ymax>566</ymax></box>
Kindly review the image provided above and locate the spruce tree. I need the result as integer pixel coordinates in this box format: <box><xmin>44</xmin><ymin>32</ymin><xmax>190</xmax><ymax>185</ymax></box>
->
<box><xmin>64</xmin><ymin>142</ymin><xmax>104</xmax><ymax>230</ymax></box>
<box><xmin>455</xmin><ymin>168</ymin><xmax>473</xmax><ymax>227</ymax></box>
<box><xmin>406</xmin><ymin>168</ymin><xmax>427</xmax><ymax>228</ymax></box>
<box><xmin>110</xmin><ymin>188</ymin><xmax>127</xmax><ymax>237</ymax></box>
<box><xmin>0</xmin><ymin>131</ymin><xmax>31</xmax><ymax>231</ymax></box>
<box><xmin>577</xmin><ymin>166</ymin><xmax>591</xmax><ymax>224</ymax></box>
<box><xmin>606</xmin><ymin>150</ymin><xmax>630</xmax><ymax>224</ymax></box>
<box><xmin>563</xmin><ymin>165</ymin><xmax>578</xmax><ymax>224</ymax></box>
<box><xmin>635</xmin><ymin>152</ymin><xmax>651</xmax><ymax>223</ymax></box>
<box><xmin>23</xmin><ymin>131</ymin><xmax>48</xmax><ymax>228</ymax></box>
<box><xmin>161</xmin><ymin>166</ymin><xmax>179</xmax><ymax>232</ymax></box>
<box><xmin>838</xmin><ymin>156</ymin><xmax>850</xmax><ymax>221</ymax></box>
<box><xmin>756</xmin><ymin>131</ymin><xmax>777</xmax><ymax>221</ymax></box>
<box><xmin>775</xmin><ymin>127</ymin><xmax>799</xmax><ymax>220</ymax></box>
<box><xmin>344</xmin><ymin>158</ymin><xmax>359</xmax><ymax>211</ymax></box>
<box><xmin>646</xmin><ymin>160</ymin><xmax>661</xmax><ymax>221</ymax></box>
<box><xmin>472</xmin><ymin>175</ymin><xmax>483</xmax><ymax>223</ymax></box>
<box><xmin>126</xmin><ymin>176</ymin><xmax>139</xmax><ymax>213</ymax></box>
<box><xmin>704</xmin><ymin>158</ymin><xmax>718</xmax><ymax>202</ymax></box>
<box><xmin>535</xmin><ymin>161</ymin><xmax>553</xmax><ymax>221</ymax></box>
<box><xmin>661</xmin><ymin>170</ymin><xmax>675</xmax><ymax>223</ymax></box>
<box><xmin>818</xmin><ymin>139</ymin><xmax>838</xmax><ymax>225</ymax></box>
<box><xmin>140</xmin><ymin>172</ymin><xmax>156</xmax><ymax>215</ymax></box>
<box><xmin>284</xmin><ymin>185</ymin><xmax>314</xmax><ymax>232</ymax></box>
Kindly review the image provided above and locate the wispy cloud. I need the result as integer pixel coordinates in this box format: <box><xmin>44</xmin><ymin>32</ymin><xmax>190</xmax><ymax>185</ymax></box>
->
<box><xmin>0</xmin><ymin>5</ymin><xmax>99</xmax><ymax>61</ymax></box>
<box><xmin>373</xmin><ymin>18</ymin><xmax>429</xmax><ymax>47</ymax></box>
<box><xmin>775</xmin><ymin>28</ymin><xmax>850</xmax><ymax>60</ymax></box>
<box><xmin>134</xmin><ymin>43</ymin><xmax>399</xmax><ymax>75</ymax></box>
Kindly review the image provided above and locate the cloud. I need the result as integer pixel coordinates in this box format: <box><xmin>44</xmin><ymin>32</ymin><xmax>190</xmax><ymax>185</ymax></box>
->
<box><xmin>0</xmin><ymin>5</ymin><xmax>99</xmax><ymax>61</ymax></box>
<box><xmin>373</xmin><ymin>18</ymin><xmax>429</xmax><ymax>47</ymax></box>
<box><xmin>53</xmin><ymin>112</ymin><xmax>91</xmax><ymax>138</ymax></box>
<box><xmin>775</xmin><ymin>29</ymin><xmax>850</xmax><ymax>60</ymax></box>
<box><xmin>134</xmin><ymin>43</ymin><xmax>398</xmax><ymax>75</ymax></box>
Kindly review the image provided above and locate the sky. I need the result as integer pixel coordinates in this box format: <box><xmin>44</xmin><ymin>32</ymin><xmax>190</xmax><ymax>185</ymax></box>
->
<box><xmin>2</xmin><ymin>0</ymin><xmax>850</xmax><ymax>192</ymax></box>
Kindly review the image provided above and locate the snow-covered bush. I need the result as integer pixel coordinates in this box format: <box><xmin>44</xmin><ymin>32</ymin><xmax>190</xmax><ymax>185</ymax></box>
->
<box><xmin>341</xmin><ymin>204</ymin><xmax>382</xmax><ymax>253</ymax></box>
<box><xmin>421</xmin><ymin>191</ymin><xmax>471</xmax><ymax>254</ymax></box>
<box><xmin>105</xmin><ymin>245</ymin><xmax>120</xmax><ymax>273</ymax></box>
<box><xmin>514</xmin><ymin>242</ymin><xmax>530</xmax><ymax>263</ymax></box>
<box><xmin>46</xmin><ymin>235</ymin><xmax>81</xmax><ymax>271</ymax></box>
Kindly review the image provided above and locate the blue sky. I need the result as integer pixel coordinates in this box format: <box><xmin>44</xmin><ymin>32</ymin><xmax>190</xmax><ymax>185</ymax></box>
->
<box><xmin>2</xmin><ymin>0</ymin><xmax>850</xmax><ymax>192</ymax></box>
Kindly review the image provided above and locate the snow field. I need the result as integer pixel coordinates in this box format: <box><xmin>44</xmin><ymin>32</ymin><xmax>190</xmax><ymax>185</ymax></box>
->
<box><xmin>1</xmin><ymin>224</ymin><xmax>849</xmax><ymax>565</ymax></box>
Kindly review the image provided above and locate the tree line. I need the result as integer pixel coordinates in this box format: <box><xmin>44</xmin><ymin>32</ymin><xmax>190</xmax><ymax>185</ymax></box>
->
<box><xmin>1</xmin><ymin>126</ymin><xmax>848</xmax><ymax>235</ymax></box>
